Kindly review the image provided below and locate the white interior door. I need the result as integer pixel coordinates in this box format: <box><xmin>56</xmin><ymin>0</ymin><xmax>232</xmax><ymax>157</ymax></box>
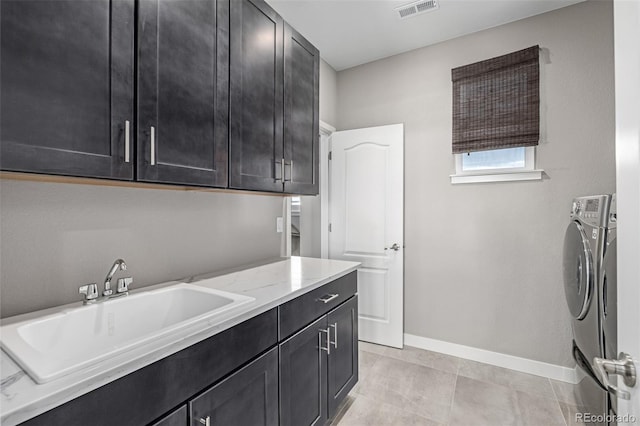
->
<box><xmin>612</xmin><ymin>0</ymin><xmax>640</xmax><ymax>416</ymax></box>
<box><xmin>329</xmin><ymin>124</ymin><xmax>404</xmax><ymax>348</ymax></box>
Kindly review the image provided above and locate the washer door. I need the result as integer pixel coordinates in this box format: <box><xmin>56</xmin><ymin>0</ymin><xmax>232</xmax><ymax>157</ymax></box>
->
<box><xmin>563</xmin><ymin>221</ymin><xmax>594</xmax><ymax>319</ymax></box>
<box><xmin>602</xmin><ymin>236</ymin><xmax>617</xmax><ymax>357</ymax></box>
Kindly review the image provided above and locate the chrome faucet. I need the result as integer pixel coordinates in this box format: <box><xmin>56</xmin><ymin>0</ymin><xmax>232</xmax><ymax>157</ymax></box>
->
<box><xmin>103</xmin><ymin>259</ymin><xmax>127</xmax><ymax>297</ymax></box>
<box><xmin>78</xmin><ymin>259</ymin><xmax>133</xmax><ymax>304</ymax></box>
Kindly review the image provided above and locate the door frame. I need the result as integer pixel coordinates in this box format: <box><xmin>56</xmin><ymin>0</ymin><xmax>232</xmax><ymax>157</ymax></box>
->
<box><xmin>282</xmin><ymin>120</ymin><xmax>334</xmax><ymax>258</ymax></box>
<box><xmin>613</xmin><ymin>0</ymin><xmax>640</xmax><ymax>414</ymax></box>
<box><xmin>319</xmin><ymin>120</ymin><xmax>336</xmax><ymax>259</ymax></box>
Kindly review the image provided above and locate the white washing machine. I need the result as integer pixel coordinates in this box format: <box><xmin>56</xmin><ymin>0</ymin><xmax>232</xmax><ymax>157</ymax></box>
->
<box><xmin>563</xmin><ymin>195</ymin><xmax>611</xmax><ymax>424</ymax></box>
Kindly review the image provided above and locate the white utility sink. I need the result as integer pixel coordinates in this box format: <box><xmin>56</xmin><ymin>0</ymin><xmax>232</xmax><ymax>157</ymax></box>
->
<box><xmin>0</xmin><ymin>283</ymin><xmax>254</xmax><ymax>384</ymax></box>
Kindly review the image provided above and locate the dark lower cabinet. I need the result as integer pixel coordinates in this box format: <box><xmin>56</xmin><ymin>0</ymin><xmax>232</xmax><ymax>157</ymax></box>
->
<box><xmin>137</xmin><ymin>0</ymin><xmax>229</xmax><ymax>187</ymax></box>
<box><xmin>279</xmin><ymin>295</ymin><xmax>359</xmax><ymax>426</ymax></box>
<box><xmin>279</xmin><ymin>316</ymin><xmax>329</xmax><ymax>426</ymax></box>
<box><xmin>152</xmin><ymin>405</ymin><xmax>187</xmax><ymax>426</ymax></box>
<box><xmin>0</xmin><ymin>0</ymin><xmax>134</xmax><ymax>180</ymax></box>
<box><xmin>327</xmin><ymin>296</ymin><xmax>359</xmax><ymax>419</ymax></box>
<box><xmin>190</xmin><ymin>348</ymin><xmax>279</xmax><ymax>426</ymax></box>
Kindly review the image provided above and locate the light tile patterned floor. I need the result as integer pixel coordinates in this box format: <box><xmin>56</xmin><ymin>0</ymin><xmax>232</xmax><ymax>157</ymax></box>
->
<box><xmin>331</xmin><ymin>342</ymin><xmax>584</xmax><ymax>426</ymax></box>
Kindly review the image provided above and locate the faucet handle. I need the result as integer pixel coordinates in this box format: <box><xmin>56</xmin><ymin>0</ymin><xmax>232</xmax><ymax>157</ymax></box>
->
<box><xmin>79</xmin><ymin>283</ymin><xmax>99</xmax><ymax>304</ymax></box>
<box><xmin>117</xmin><ymin>277</ymin><xmax>133</xmax><ymax>294</ymax></box>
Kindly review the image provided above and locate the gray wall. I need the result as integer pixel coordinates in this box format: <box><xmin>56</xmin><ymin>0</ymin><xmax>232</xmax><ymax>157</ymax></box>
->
<box><xmin>336</xmin><ymin>0</ymin><xmax>615</xmax><ymax>367</ymax></box>
<box><xmin>320</xmin><ymin>59</ymin><xmax>338</xmax><ymax>127</ymax></box>
<box><xmin>0</xmin><ymin>180</ymin><xmax>283</xmax><ymax>318</ymax></box>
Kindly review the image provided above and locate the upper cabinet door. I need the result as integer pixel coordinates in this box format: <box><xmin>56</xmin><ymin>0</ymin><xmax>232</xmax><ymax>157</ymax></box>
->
<box><xmin>229</xmin><ymin>0</ymin><xmax>284</xmax><ymax>192</ymax></box>
<box><xmin>0</xmin><ymin>0</ymin><xmax>134</xmax><ymax>179</ymax></box>
<box><xmin>138</xmin><ymin>0</ymin><xmax>229</xmax><ymax>187</ymax></box>
<box><xmin>283</xmin><ymin>24</ymin><xmax>319</xmax><ymax>196</ymax></box>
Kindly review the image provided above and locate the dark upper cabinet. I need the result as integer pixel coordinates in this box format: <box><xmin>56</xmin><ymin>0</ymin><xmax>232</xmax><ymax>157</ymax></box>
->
<box><xmin>190</xmin><ymin>348</ymin><xmax>279</xmax><ymax>426</ymax></box>
<box><xmin>229</xmin><ymin>0</ymin><xmax>284</xmax><ymax>192</ymax></box>
<box><xmin>327</xmin><ymin>296</ymin><xmax>359</xmax><ymax>419</ymax></box>
<box><xmin>0</xmin><ymin>0</ymin><xmax>134</xmax><ymax>179</ymax></box>
<box><xmin>279</xmin><ymin>316</ymin><xmax>328</xmax><ymax>426</ymax></box>
<box><xmin>283</xmin><ymin>24</ymin><xmax>319</xmax><ymax>195</ymax></box>
<box><xmin>229</xmin><ymin>0</ymin><xmax>319</xmax><ymax>195</ymax></box>
<box><xmin>137</xmin><ymin>0</ymin><xmax>229</xmax><ymax>187</ymax></box>
<box><xmin>1</xmin><ymin>0</ymin><xmax>319</xmax><ymax>194</ymax></box>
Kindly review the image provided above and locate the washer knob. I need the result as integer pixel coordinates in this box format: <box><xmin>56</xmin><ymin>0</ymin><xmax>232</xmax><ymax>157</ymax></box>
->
<box><xmin>572</xmin><ymin>201</ymin><xmax>581</xmax><ymax>216</ymax></box>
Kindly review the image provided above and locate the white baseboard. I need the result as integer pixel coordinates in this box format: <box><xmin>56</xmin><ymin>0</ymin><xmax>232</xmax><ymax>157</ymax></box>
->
<box><xmin>404</xmin><ymin>333</ymin><xmax>579</xmax><ymax>384</ymax></box>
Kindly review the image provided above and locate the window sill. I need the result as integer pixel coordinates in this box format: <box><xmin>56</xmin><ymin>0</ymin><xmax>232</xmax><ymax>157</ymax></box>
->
<box><xmin>450</xmin><ymin>169</ymin><xmax>543</xmax><ymax>184</ymax></box>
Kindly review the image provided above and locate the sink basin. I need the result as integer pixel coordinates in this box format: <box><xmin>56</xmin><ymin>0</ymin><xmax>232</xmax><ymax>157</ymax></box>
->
<box><xmin>0</xmin><ymin>284</ymin><xmax>254</xmax><ymax>384</ymax></box>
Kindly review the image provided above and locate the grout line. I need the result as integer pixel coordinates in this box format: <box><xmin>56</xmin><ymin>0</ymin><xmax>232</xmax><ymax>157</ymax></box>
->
<box><xmin>446</xmin><ymin>371</ymin><xmax>459</xmax><ymax>426</ymax></box>
<box><xmin>549</xmin><ymin>377</ymin><xmax>560</xmax><ymax>401</ymax></box>
<box><xmin>549</xmin><ymin>378</ymin><xmax>569</xmax><ymax>426</ymax></box>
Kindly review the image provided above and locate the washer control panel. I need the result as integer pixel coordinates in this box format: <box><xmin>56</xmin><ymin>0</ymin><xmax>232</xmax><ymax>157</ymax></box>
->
<box><xmin>570</xmin><ymin>195</ymin><xmax>611</xmax><ymax>228</ymax></box>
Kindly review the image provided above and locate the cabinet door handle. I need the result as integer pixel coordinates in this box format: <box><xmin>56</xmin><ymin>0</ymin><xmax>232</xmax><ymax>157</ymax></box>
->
<box><xmin>150</xmin><ymin>126</ymin><xmax>156</xmax><ymax>166</ymax></box>
<box><xmin>319</xmin><ymin>328</ymin><xmax>330</xmax><ymax>354</ymax></box>
<box><xmin>198</xmin><ymin>416</ymin><xmax>210</xmax><ymax>426</ymax></box>
<box><xmin>329</xmin><ymin>322</ymin><xmax>338</xmax><ymax>349</ymax></box>
<box><xmin>318</xmin><ymin>293</ymin><xmax>339</xmax><ymax>304</ymax></box>
<box><xmin>274</xmin><ymin>159</ymin><xmax>283</xmax><ymax>182</ymax></box>
<box><xmin>124</xmin><ymin>120</ymin><xmax>130</xmax><ymax>163</ymax></box>
<box><xmin>284</xmin><ymin>160</ymin><xmax>293</xmax><ymax>182</ymax></box>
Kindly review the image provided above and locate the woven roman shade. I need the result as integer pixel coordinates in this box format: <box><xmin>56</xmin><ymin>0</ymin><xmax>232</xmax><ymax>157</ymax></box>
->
<box><xmin>452</xmin><ymin>46</ymin><xmax>540</xmax><ymax>154</ymax></box>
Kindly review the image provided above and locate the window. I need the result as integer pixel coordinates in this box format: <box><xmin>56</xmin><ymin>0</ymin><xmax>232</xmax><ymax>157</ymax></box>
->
<box><xmin>450</xmin><ymin>46</ymin><xmax>543</xmax><ymax>184</ymax></box>
<box><xmin>452</xmin><ymin>146</ymin><xmax>540</xmax><ymax>183</ymax></box>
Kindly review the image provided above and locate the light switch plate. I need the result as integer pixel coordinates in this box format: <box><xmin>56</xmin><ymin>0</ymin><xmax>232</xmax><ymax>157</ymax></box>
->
<box><xmin>276</xmin><ymin>217</ymin><xmax>283</xmax><ymax>233</ymax></box>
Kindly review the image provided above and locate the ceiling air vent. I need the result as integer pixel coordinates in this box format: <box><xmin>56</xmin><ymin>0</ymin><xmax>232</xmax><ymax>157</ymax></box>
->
<box><xmin>395</xmin><ymin>0</ymin><xmax>439</xmax><ymax>19</ymax></box>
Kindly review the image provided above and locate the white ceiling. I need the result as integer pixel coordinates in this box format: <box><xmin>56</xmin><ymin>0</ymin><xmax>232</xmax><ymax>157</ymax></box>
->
<box><xmin>266</xmin><ymin>0</ymin><xmax>585</xmax><ymax>70</ymax></box>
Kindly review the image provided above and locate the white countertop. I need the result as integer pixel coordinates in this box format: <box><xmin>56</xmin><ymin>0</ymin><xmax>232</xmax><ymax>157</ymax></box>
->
<box><xmin>0</xmin><ymin>257</ymin><xmax>359</xmax><ymax>426</ymax></box>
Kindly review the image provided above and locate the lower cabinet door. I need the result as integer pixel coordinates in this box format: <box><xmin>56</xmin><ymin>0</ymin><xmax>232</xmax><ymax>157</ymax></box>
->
<box><xmin>151</xmin><ymin>405</ymin><xmax>187</xmax><ymax>426</ymax></box>
<box><xmin>327</xmin><ymin>296</ymin><xmax>359</xmax><ymax>419</ymax></box>
<box><xmin>189</xmin><ymin>347</ymin><xmax>279</xmax><ymax>426</ymax></box>
<box><xmin>279</xmin><ymin>315</ymin><xmax>329</xmax><ymax>426</ymax></box>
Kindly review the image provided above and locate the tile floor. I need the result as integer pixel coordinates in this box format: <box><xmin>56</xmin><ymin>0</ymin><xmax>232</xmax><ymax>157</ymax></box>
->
<box><xmin>332</xmin><ymin>342</ymin><xmax>587</xmax><ymax>426</ymax></box>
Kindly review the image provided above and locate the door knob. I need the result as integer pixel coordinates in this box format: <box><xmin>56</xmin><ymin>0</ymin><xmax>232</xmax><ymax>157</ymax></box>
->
<box><xmin>385</xmin><ymin>243</ymin><xmax>401</xmax><ymax>251</ymax></box>
<box><xmin>593</xmin><ymin>352</ymin><xmax>637</xmax><ymax>400</ymax></box>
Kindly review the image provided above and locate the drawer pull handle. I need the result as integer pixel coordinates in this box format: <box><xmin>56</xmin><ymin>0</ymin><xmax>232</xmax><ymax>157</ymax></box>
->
<box><xmin>319</xmin><ymin>328</ymin><xmax>331</xmax><ymax>354</ymax></box>
<box><xmin>329</xmin><ymin>322</ymin><xmax>338</xmax><ymax>349</ymax></box>
<box><xmin>318</xmin><ymin>293</ymin><xmax>339</xmax><ymax>304</ymax></box>
<box><xmin>124</xmin><ymin>120</ymin><xmax>130</xmax><ymax>163</ymax></box>
<box><xmin>199</xmin><ymin>416</ymin><xmax>211</xmax><ymax>426</ymax></box>
<box><xmin>150</xmin><ymin>126</ymin><xmax>156</xmax><ymax>166</ymax></box>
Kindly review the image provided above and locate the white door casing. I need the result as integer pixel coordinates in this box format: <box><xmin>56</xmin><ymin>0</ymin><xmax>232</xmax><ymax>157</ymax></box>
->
<box><xmin>320</xmin><ymin>120</ymin><xmax>335</xmax><ymax>259</ymax></box>
<box><xmin>613</xmin><ymin>0</ymin><xmax>640</xmax><ymax>416</ymax></box>
<box><xmin>329</xmin><ymin>124</ymin><xmax>404</xmax><ymax>348</ymax></box>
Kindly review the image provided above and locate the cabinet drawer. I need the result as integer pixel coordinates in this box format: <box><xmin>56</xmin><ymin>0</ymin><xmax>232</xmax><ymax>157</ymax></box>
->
<box><xmin>278</xmin><ymin>271</ymin><xmax>356</xmax><ymax>341</ymax></box>
<box><xmin>190</xmin><ymin>348</ymin><xmax>279</xmax><ymax>426</ymax></box>
<box><xmin>151</xmin><ymin>405</ymin><xmax>187</xmax><ymax>426</ymax></box>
